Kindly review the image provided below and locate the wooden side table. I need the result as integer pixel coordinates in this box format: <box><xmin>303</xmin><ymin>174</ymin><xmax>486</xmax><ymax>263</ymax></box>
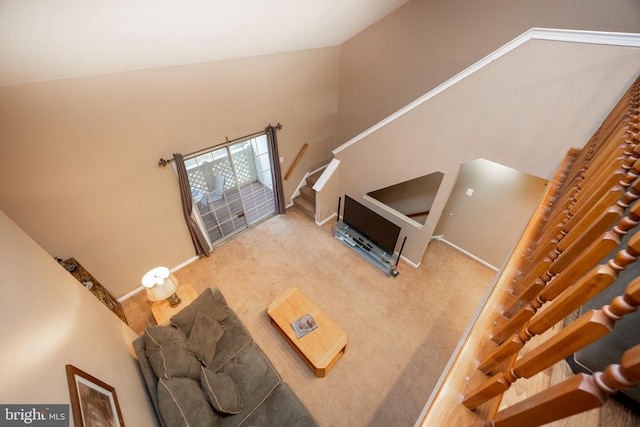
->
<box><xmin>151</xmin><ymin>284</ymin><xmax>199</xmax><ymax>326</ymax></box>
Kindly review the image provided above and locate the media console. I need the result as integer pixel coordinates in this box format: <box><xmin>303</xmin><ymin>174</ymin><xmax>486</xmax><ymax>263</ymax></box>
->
<box><xmin>334</xmin><ymin>220</ymin><xmax>398</xmax><ymax>276</ymax></box>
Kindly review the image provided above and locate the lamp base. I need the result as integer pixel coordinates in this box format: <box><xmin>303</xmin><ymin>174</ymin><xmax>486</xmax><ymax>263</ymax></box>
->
<box><xmin>167</xmin><ymin>293</ymin><xmax>182</xmax><ymax>308</ymax></box>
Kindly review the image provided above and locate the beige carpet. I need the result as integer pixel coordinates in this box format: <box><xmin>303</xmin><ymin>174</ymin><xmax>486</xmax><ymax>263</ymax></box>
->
<box><xmin>122</xmin><ymin>207</ymin><xmax>495</xmax><ymax>427</ymax></box>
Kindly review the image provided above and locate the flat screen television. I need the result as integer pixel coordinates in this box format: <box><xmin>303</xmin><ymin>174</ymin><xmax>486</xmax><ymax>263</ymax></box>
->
<box><xmin>342</xmin><ymin>195</ymin><xmax>401</xmax><ymax>254</ymax></box>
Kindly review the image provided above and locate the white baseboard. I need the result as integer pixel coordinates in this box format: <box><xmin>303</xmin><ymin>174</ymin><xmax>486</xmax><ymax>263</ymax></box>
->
<box><xmin>316</xmin><ymin>212</ymin><xmax>336</xmax><ymax>226</ymax></box>
<box><xmin>431</xmin><ymin>236</ymin><xmax>499</xmax><ymax>271</ymax></box>
<box><xmin>117</xmin><ymin>285</ymin><xmax>144</xmax><ymax>302</ymax></box>
<box><xmin>117</xmin><ymin>256</ymin><xmax>200</xmax><ymax>302</ymax></box>
<box><xmin>400</xmin><ymin>255</ymin><xmax>420</xmax><ymax>269</ymax></box>
<box><xmin>172</xmin><ymin>256</ymin><xmax>200</xmax><ymax>271</ymax></box>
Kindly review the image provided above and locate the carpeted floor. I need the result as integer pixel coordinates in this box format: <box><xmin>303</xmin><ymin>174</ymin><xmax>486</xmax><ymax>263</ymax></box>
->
<box><xmin>122</xmin><ymin>207</ymin><xmax>495</xmax><ymax>427</ymax></box>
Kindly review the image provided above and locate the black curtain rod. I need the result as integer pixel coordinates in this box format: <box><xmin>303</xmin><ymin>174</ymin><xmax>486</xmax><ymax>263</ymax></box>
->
<box><xmin>158</xmin><ymin>123</ymin><xmax>282</xmax><ymax>166</ymax></box>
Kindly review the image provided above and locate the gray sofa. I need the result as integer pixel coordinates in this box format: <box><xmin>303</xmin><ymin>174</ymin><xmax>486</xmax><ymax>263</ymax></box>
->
<box><xmin>133</xmin><ymin>287</ymin><xmax>318</xmax><ymax>427</ymax></box>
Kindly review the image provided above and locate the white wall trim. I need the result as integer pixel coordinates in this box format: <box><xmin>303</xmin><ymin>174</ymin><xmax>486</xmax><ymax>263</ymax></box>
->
<box><xmin>316</xmin><ymin>212</ymin><xmax>337</xmax><ymax>226</ymax></box>
<box><xmin>334</xmin><ymin>28</ymin><xmax>640</xmax><ymax>156</ymax></box>
<box><xmin>312</xmin><ymin>158</ymin><xmax>340</xmax><ymax>192</ymax></box>
<box><xmin>290</xmin><ymin>164</ymin><xmax>329</xmax><ymax>204</ymax></box>
<box><xmin>431</xmin><ymin>235</ymin><xmax>499</xmax><ymax>272</ymax></box>
<box><xmin>172</xmin><ymin>255</ymin><xmax>200</xmax><ymax>272</ymax></box>
<box><xmin>118</xmin><ymin>285</ymin><xmax>145</xmax><ymax>302</ymax></box>
<box><xmin>117</xmin><ymin>256</ymin><xmax>200</xmax><ymax>302</ymax></box>
<box><xmin>399</xmin><ymin>254</ymin><xmax>420</xmax><ymax>269</ymax></box>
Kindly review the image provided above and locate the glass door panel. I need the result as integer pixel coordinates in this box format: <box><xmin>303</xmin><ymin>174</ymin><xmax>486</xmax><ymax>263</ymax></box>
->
<box><xmin>233</xmin><ymin>135</ymin><xmax>275</xmax><ymax>225</ymax></box>
<box><xmin>184</xmin><ymin>134</ymin><xmax>276</xmax><ymax>247</ymax></box>
<box><xmin>188</xmin><ymin>147</ymin><xmax>247</xmax><ymax>245</ymax></box>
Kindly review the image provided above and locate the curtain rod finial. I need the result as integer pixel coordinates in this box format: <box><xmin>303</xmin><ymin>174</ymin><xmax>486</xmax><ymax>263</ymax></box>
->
<box><xmin>159</xmin><ymin>158</ymin><xmax>169</xmax><ymax>166</ymax></box>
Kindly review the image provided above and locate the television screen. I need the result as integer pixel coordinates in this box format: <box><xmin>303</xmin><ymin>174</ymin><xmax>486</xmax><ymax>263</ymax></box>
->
<box><xmin>342</xmin><ymin>195</ymin><xmax>401</xmax><ymax>254</ymax></box>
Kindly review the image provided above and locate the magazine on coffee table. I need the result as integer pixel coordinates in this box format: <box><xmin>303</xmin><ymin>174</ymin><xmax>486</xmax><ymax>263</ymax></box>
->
<box><xmin>291</xmin><ymin>314</ymin><xmax>318</xmax><ymax>338</ymax></box>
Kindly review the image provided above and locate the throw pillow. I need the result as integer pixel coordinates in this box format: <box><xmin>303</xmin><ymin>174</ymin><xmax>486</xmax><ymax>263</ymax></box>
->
<box><xmin>171</xmin><ymin>288</ymin><xmax>229</xmax><ymax>335</ymax></box>
<box><xmin>200</xmin><ymin>367</ymin><xmax>244</xmax><ymax>415</ymax></box>
<box><xmin>184</xmin><ymin>312</ymin><xmax>226</xmax><ymax>368</ymax></box>
<box><xmin>144</xmin><ymin>326</ymin><xmax>201</xmax><ymax>380</ymax></box>
<box><xmin>157</xmin><ymin>377</ymin><xmax>221</xmax><ymax>427</ymax></box>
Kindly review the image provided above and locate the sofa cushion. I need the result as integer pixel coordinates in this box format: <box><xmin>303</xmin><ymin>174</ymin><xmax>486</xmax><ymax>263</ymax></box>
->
<box><xmin>242</xmin><ymin>383</ymin><xmax>318</xmax><ymax>427</ymax></box>
<box><xmin>185</xmin><ymin>312</ymin><xmax>226</xmax><ymax>368</ymax></box>
<box><xmin>216</xmin><ymin>341</ymin><xmax>283</xmax><ymax>426</ymax></box>
<box><xmin>171</xmin><ymin>288</ymin><xmax>230</xmax><ymax>335</ymax></box>
<box><xmin>144</xmin><ymin>326</ymin><xmax>201</xmax><ymax>380</ymax></box>
<box><xmin>157</xmin><ymin>377</ymin><xmax>221</xmax><ymax>427</ymax></box>
<box><xmin>200</xmin><ymin>367</ymin><xmax>244</xmax><ymax>415</ymax></box>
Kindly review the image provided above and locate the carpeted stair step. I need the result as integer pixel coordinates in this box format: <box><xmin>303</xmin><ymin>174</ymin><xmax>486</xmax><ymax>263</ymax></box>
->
<box><xmin>299</xmin><ymin>184</ymin><xmax>315</xmax><ymax>202</ymax></box>
<box><xmin>293</xmin><ymin>194</ymin><xmax>315</xmax><ymax>219</ymax></box>
<box><xmin>305</xmin><ymin>170</ymin><xmax>323</xmax><ymax>187</ymax></box>
<box><xmin>292</xmin><ymin>170</ymin><xmax>323</xmax><ymax>220</ymax></box>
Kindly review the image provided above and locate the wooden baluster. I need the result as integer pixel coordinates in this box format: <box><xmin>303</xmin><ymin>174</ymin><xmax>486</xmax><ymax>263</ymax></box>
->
<box><xmin>515</xmin><ymin>101</ymin><xmax>639</xmax><ymax>283</ymax></box>
<box><xmin>466</xmin><ymin>276</ymin><xmax>640</xmax><ymax>409</ymax></box>
<box><xmin>466</xmin><ymin>77</ymin><xmax>640</xmax><ymax>421</ymax></box>
<box><xmin>493</xmin><ymin>171</ymin><xmax>640</xmax><ymax>343</ymax></box>
<box><xmin>508</xmin><ymin>151</ymin><xmax>581</xmax><ymax>287</ymax></box>
<box><xmin>505</xmin><ymin>113</ymin><xmax>640</xmax><ymax>307</ymax></box>
<box><xmin>513</xmin><ymin>167</ymin><xmax>623</xmax><ymax>297</ymax></box>
<box><xmin>522</xmin><ymin>135</ymin><xmax>634</xmax><ymax>270</ymax></box>
<box><xmin>491</xmin><ymin>179</ymin><xmax>640</xmax><ymax>344</ymax></box>
<box><xmin>549</xmin><ymin>154</ymin><xmax>640</xmax><ymax>277</ymax></box>
<box><xmin>507</xmin><ymin>151</ymin><xmax>580</xmax><ymax>288</ymax></box>
<box><xmin>503</xmin><ymin>84</ymin><xmax>639</xmax><ymax>320</ymax></box>
<box><xmin>470</xmin><ymin>345</ymin><xmax>640</xmax><ymax>427</ymax></box>
<box><xmin>510</xmin><ymin>128</ymin><xmax>607</xmax><ymax>280</ymax></box>
<box><xmin>536</xmin><ymin>85</ymin><xmax>636</xmax><ymax>233</ymax></box>
<box><xmin>480</xmin><ymin>226</ymin><xmax>640</xmax><ymax>373</ymax></box>
<box><xmin>513</xmin><ymin>143</ymin><xmax>634</xmax><ymax>294</ymax></box>
<box><xmin>557</xmin><ymin>121</ymin><xmax>640</xmax><ymax>252</ymax></box>
<box><xmin>501</xmin><ymin>171</ymin><xmax>640</xmax><ymax>321</ymax></box>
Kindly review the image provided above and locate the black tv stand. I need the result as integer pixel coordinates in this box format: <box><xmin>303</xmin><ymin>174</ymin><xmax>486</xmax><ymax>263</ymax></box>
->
<box><xmin>333</xmin><ymin>221</ymin><xmax>397</xmax><ymax>276</ymax></box>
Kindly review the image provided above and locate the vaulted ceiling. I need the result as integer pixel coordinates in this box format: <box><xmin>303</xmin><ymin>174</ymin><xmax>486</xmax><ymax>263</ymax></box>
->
<box><xmin>0</xmin><ymin>0</ymin><xmax>409</xmax><ymax>86</ymax></box>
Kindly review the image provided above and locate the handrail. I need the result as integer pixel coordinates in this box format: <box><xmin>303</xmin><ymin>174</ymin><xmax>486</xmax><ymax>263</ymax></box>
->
<box><xmin>285</xmin><ymin>143</ymin><xmax>308</xmax><ymax>180</ymax></box>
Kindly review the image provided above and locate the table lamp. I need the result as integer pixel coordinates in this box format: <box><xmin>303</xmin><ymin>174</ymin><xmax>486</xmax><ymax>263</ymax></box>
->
<box><xmin>141</xmin><ymin>266</ymin><xmax>182</xmax><ymax>307</ymax></box>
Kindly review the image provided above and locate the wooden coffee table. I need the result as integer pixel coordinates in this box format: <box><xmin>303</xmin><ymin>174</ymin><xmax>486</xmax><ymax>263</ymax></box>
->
<box><xmin>267</xmin><ymin>288</ymin><xmax>347</xmax><ymax>377</ymax></box>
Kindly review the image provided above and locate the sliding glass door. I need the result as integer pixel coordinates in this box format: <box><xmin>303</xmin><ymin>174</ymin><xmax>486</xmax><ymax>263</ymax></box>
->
<box><xmin>184</xmin><ymin>134</ymin><xmax>276</xmax><ymax>246</ymax></box>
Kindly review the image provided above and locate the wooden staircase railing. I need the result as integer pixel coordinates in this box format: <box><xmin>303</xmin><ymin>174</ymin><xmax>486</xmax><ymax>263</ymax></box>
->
<box><xmin>284</xmin><ymin>143</ymin><xmax>308</xmax><ymax>180</ymax></box>
<box><xmin>419</xmin><ymin>73</ymin><xmax>640</xmax><ymax>426</ymax></box>
<box><xmin>470</xmin><ymin>344</ymin><xmax>640</xmax><ymax>427</ymax></box>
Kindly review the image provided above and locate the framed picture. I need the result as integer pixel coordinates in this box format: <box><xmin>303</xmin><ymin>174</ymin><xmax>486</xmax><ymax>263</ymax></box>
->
<box><xmin>65</xmin><ymin>364</ymin><xmax>125</xmax><ymax>427</ymax></box>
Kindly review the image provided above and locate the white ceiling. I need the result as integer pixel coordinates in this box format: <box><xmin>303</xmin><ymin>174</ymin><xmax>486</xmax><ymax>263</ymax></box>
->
<box><xmin>0</xmin><ymin>0</ymin><xmax>409</xmax><ymax>87</ymax></box>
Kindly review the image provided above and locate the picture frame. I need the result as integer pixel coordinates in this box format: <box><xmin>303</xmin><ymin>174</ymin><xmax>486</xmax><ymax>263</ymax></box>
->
<box><xmin>65</xmin><ymin>364</ymin><xmax>125</xmax><ymax>427</ymax></box>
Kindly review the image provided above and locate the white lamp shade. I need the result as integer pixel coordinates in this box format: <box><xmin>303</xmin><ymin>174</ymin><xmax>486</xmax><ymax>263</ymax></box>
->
<box><xmin>141</xmin><ymin>266</ymin><xmax>180</xmax><ymax>302</ymax></box>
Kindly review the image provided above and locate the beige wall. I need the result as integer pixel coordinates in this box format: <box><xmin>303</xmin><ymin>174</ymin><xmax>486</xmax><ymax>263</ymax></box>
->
<box><xmin>434</xmin><ymin>159</ymin><xmax>548</xmax><ymax>268</ymax></box>
<box><xmin>337</xmin><ymin>0</ymin><xmax>640</xmax><ymax>143</ymax></box>
<box><xmin>368</xmin><ymin>172</ymin><xmax>443</xmax><ymax>225</ymax></box>
<box><xmin>331</xmin><ymin>40</ymin><xmax>640</xmax><ymax>266</ymax></box>
<box><xmin>0</xmin><ymin>208</ymin><xmax>157</xmax><ymax>425</ymax></box>
<box><xmin>330</xmin><ymin>0</ymin><xmax>640</xmax><ymax>267</ymax></box>
<box><xmin>0</xmin><ymin>47</ymin><xmax>339</xmax><ymax>298</ymax></box>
